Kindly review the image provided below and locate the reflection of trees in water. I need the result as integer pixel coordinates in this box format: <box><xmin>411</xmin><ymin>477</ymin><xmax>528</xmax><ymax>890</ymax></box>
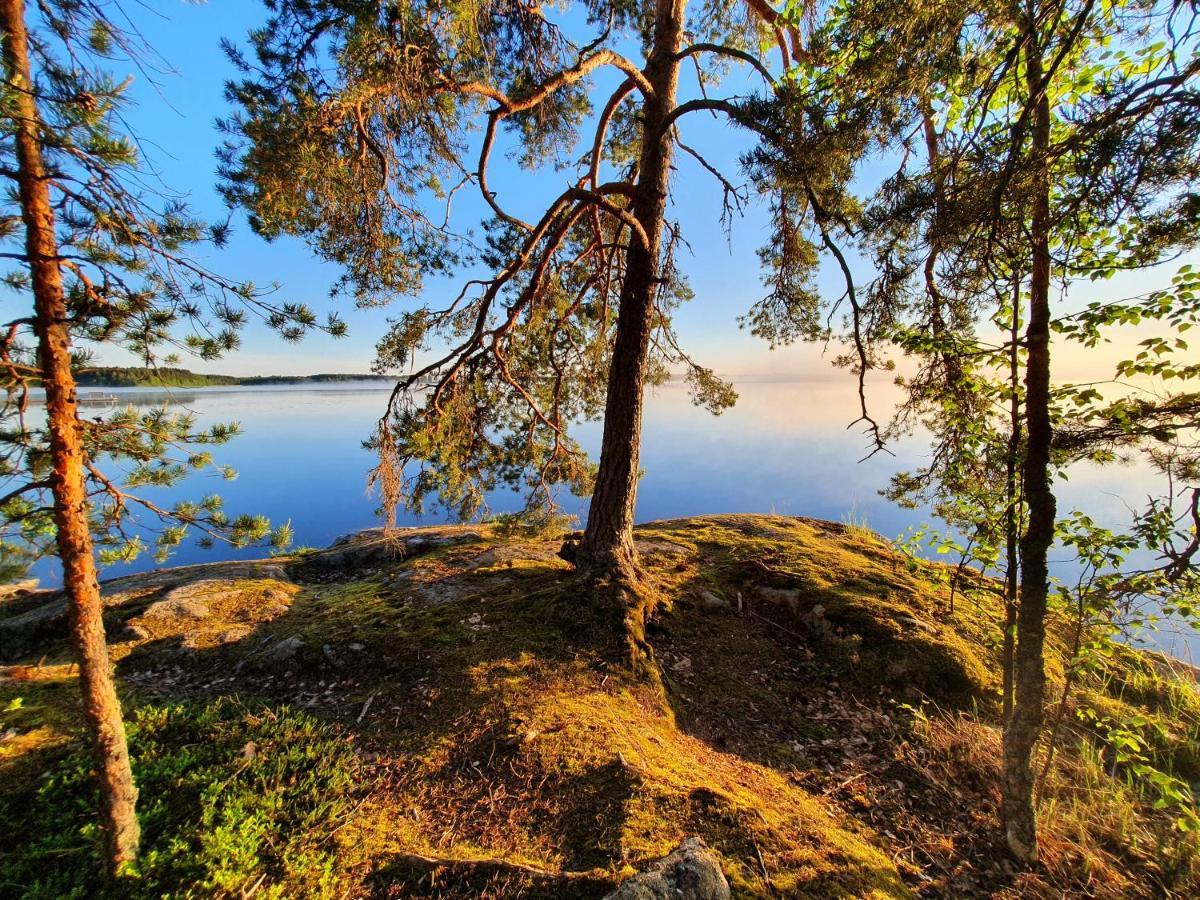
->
<box><xmin>113</xmin><ymin>392</ymin><xmax>202</xmax><ymax>408</ymax></box>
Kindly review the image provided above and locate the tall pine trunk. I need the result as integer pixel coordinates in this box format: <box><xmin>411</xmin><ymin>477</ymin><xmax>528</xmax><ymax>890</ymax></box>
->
<box><xmin>578</xmin><ymin>0</ymin><xmax>685</xmax><ymax>580</ymax></box>
<box><xmin>1</xmin><ymin>0</ymin><xmax>140</xmax><ymax>871</ymax></box>
<box><xmin>1003</xmin><ymin>16</ymin><xmax>1054</xmax><ymax>863</ymax></box>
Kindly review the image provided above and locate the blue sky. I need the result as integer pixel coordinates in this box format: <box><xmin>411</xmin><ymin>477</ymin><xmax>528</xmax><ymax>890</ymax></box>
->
<box><xmin>61</xmin><ymin>1</ymin><xmax>1197</xmax><ymax>382</ymax></box>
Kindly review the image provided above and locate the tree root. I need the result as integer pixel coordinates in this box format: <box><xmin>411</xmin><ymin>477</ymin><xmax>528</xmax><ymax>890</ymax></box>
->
<box><xmin>388</xmin><ymin>851</ymin><xmax>607</xmax><ymax>884</ymax></box>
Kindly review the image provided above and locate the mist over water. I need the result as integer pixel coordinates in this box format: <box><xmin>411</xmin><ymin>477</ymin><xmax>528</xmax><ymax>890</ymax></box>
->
<box><xmin>26</xmin><ymin>379</ymin><xmax>1194</xmax><ymax>659</ymax></box>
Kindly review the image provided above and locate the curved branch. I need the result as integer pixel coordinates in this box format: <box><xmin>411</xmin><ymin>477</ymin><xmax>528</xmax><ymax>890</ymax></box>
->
<box><xmin>658</xmin><ymin>99</ymin><xmax>749</xmax><ymax>140</ymax></box>
<box><xmin>589</xmin><ymin>77</ymin><xmax>637</xmax><ymax>190</ymax></box>
<box><xmin>676</xmin><ymin>43</ymin><xmax>775</xmax><ymax>86</ymax></box>
<box><xmin>454</xmin><ymin>49</ymin><xmax>653</xmax><ymax>115</ymax></box>
<box><xmin>473</xmin><ymin>53</ymin><xmax>653</xmax><ymax>232</ymax></box>
<box><xmin>568</xmin><ymin>185</ymin><xmax>647</xmax><ymax>249</ymax></box>
<box><xmin>479</xmin><ymin>111</ymin><xmax>533</xmax><ymax>230</ymax></box>
<box><xmin>744</xmin><ymin>0</ymin><xmax>791</xmax><ymax>68</ymax></box>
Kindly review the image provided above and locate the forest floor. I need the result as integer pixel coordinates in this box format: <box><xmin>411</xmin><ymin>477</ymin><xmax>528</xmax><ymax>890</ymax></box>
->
<box><xmin>1</xmin><ymin>514</ymin><xmax>1198</xmax><ymax>898</ymax></box>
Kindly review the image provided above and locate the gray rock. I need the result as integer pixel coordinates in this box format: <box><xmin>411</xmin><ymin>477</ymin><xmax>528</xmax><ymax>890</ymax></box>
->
<box><xmin>694</xmin><ymin>590</ymin><xmax>730</xmax><ymax>610</ymax></box>
<box><xmin>306</xmin><ymin>537</ymin><xmax>407</xmax><ymax>571</ymax></box>
<box><xmin>0</xmin><ymin>599</ymin><xmax>68</xmax><ymax>660</ymax></box>
<box><xmin>463</xmin><ymin>545</ymin><xmax>563</xmax><ymax>571</ymax></box>
<box><xmin>0</xmin><ymin>579</ymin><xmax>39</xmax><ymax>600</ymax></box>
<box><xmin>605</xmin><ymin>837</ymin><xmax>729</xmax><ymax>900</ymax></box>
<box><xmin>140</xmin><ymin>597</ymin><xmax>211</xmax><ymax>622</ymax></box>
<box><xmin>263</xmin><ymin>635</ymin><xmax>304</xmax><ymax>664</ymax></box>
<box><xmin>1</xmin><ymin>558</ymin><xmax>293</xmax><ymax>662</ymax></box>
<box><xmin>755</xmin><ymin>586</ymin><xmax>801</xmax><ymax>614</ymax></box>
<box><xmin>634</xmin><ymin>540</ymin><xmax>691</xmax><ymax>559</ymax></box>
<box><xmin>118</xmin><ymin>623</ymin><xmax>151</xmax><ymax>643</ymax></box>
<box><xmin>316</xmin><ymin>528</ymin><xmax>487</xmax><ymax>573</ymax></box>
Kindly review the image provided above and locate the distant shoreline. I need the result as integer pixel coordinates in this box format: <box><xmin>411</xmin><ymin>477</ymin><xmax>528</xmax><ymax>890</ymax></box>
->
<box><xmin>74</xmin><ymin>367</ymin><xmax>395</xmax><ymax>388</ymax></box>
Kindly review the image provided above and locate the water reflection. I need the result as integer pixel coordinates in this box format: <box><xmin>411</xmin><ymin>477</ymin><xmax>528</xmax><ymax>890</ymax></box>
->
<box><xmin>21</xmin><ymin>378</ymin><xmax>1190</xmax><ymax>658</ymax></box>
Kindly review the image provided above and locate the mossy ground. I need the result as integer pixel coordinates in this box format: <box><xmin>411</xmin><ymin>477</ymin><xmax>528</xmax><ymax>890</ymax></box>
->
<box><xmin>1</xmin><ymin>514</ymin><xmax>1197</xmax><ymax>897</ymax></box>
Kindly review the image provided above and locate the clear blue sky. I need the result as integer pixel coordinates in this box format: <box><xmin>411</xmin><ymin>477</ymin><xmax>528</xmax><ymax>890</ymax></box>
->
<box><xmin>89</xmin><ymin>1</ymin><xmax>1194</xmax><ymax>381</ymax></box>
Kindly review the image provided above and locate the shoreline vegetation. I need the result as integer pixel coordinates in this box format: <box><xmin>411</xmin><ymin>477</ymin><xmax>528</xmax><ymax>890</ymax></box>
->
<box><xmin>73</xmin><ymin>367</ymin><xmax>395</xmax><ymax>388</ymax></box>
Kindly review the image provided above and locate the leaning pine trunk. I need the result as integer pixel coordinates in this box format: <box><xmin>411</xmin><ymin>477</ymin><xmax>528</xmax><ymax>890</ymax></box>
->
<box><xmin>579</xmin><ymin>0</ymin><xmax>685</xmax><ymax>580</ymax></box>
<box><xmin>0</xmin><ymin>0</ymin><xmax>140</xmax><ymax>872</ymax></box>
<box><xmin>1003</xmin><ymin>17</ymin><xmax>1055</xmax><ymax>864</ymax></box>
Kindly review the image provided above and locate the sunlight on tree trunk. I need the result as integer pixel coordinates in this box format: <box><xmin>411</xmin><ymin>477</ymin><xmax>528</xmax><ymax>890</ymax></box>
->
<box><xmin>579</xmin><ymin>0</ymin><xmax>686</xmax><ymax>580</ymax></box>
<box><xmin>1003</xmin><ymin>14</ymin><xmax>1055</xmax><ymax>863</ymax></box>
<box><xmin>0</xmin><ymin>0</ymin><xmax>140</xmax><ymax>871</ymax></box>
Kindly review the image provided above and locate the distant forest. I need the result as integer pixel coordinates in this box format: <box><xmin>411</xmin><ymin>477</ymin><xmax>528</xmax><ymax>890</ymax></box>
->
<box><xmin>75</xmin><ymin>367</ymin><xmax>393</xmax><ymax>388</ymax></box>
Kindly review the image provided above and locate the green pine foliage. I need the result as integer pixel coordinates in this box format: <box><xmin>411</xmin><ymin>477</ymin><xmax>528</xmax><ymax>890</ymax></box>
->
<box><xmin>0</xmin><ymin>2</ymin><xmax>353</xmax><ymax>577</ymax></box>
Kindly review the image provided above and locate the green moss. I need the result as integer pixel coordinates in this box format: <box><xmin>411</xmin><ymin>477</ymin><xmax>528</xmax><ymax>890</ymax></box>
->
<box><xmin>637</xmin><ymin>515</ymin><xmax>998</xmax><ymax>706</ymax></box>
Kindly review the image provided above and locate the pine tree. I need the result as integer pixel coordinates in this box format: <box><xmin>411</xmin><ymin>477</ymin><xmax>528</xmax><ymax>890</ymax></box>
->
<box><xmin>218</xmin><ymin>0</ymin><xmax>806</xmax><ymax>607</ymax></box>
<box><xmin>0</xmin><ymin>0</ymin><xmax>338</xmax><ymax>872</ymax></box>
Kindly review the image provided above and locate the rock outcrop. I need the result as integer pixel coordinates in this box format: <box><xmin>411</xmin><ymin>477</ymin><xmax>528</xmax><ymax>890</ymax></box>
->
<box><xmin>605</xmin><ymin>837</ymin><xmax>730</xmax><ymax>900</ymax></box>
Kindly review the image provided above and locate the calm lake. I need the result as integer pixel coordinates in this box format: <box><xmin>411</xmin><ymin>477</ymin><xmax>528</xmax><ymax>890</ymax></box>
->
<box><xmin>28</xmin><ymin>378</ymin><xmax>1194</xmax><ymax>657</ymax></box>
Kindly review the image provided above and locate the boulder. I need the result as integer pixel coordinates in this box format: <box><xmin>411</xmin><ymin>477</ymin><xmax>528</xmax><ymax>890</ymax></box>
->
<box><xmin>310</xmin><ymin>527</ymin><xmax>488</xmax><ymax>575</ymax></box>
<box><xmin>0</xmin><ymin>579</ymin><xmax>39</xmax><ymax>601</ymax></box>
<box><xmin>140</xmin><ymin>596</ymin><xmax>211</xmax><ymax>622</ymax></box>
<box><xmin>262</xmin><ymin>635</ymin><xmax>304</xmax><ymax>665</ymax></box>
<box><xmin>0</xmin><ymin>558</ymin><xmax>293</xmax><ymax>662</ymax></box>
<box><xmin>0</xmin><ymin>599</ymin><xmax>68</xmax><ymax>660</ymax></box>
<box><xmin>605</xmin><ymin>837</ymin><xmax>729</xmax><ymax>900</ymax></box>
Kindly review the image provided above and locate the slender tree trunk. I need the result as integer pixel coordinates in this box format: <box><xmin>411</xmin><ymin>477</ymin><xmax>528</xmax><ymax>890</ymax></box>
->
<box><xmin>1002</xmin><ymin>277</ymin><xmax>1021</xmax><ymax>724</ymax></box>
<box><xmin>1003</xmin><ymin>16</ymin><xmax>1054</xmax><ymax>863</ymax></box>
<box><xmin>578</xmin><ymin>0</ymin><xmax>685</xmax><ymax>579</ymax></box>
<box><xmin>1</xmin><ymin>0</ymin><xmax>140</xmax><ymax>871</ymax></box>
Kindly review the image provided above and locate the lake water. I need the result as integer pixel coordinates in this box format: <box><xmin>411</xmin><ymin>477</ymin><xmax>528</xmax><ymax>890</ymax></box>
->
<box><xmin>26</xmin><ymin>378</ymin><xmax>1195</xmax><ymax>658</ymax></box>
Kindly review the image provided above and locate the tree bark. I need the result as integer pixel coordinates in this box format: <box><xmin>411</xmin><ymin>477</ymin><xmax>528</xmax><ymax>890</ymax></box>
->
<box><xmin>578</xmin><ymin>0</ymin><xmax>685</xmax><ymax>579</ymax></box>
<box><xmin>1002</xmin><ymin>277</ymin><xmax>1021</xmax><ymax>724</ymax></box>
<box><xmin>1003</xmin><ymin>15</ymin><xmax>1054</xmax><ymax>863</ymax></box>
<box><xmin>0</xmin><ymin>0</ymin><xmax>140</xmax><ymax>871</ymax></box>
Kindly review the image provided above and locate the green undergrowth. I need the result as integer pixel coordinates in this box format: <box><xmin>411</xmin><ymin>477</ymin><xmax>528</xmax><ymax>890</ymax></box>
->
<box><xmin>0</xmin><ymin>698</ymin><xmax>359</xmax><ymax>899</ymax></box>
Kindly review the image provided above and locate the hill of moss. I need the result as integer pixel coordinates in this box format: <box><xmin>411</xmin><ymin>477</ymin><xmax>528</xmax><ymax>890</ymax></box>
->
<box><xmin>1</xmin><ymin>515</ymin><xmax>1198</xmax><ymax>898</ymax></box>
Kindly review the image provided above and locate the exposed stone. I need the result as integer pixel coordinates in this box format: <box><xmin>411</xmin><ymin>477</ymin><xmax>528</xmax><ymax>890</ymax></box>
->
<box><xmin>264</xmin><ymin>635</ymin><xmax>304</xmax><ymax>664</ymax></box>
<box><xmin>1</xmin><ymin>557</ymin><xmax>293</xmax><ymax>662</ymax></box>
<box><xmin>117</xmin><ymin>623</ymin><xmax>151</xmax><ymax>643</ymax></box>
<box><xmin>0</xmin><ymin>579</ymin><xmax>39</xmax><ymax>601</ymax></box>
<box><xmin>693</xmin><ymin>590</ymin><xmax>730</xmax><ymax>611</ymax></box>
<box><xmin>308</xmin><ymin>527</ymin><xmax>485</xmax><ymax>574</ymax></box>
<box><xmin>897</xmin><ymin>614</ymin><xmax>935</xmax><ymax>633</ymax></box>
<box><xmin>215</xmin><ymin>627</ymin><xmax>252</xmax><ymax>645</ymax></box>
<box><xmin>754</xmin><ymin>585</ymin><xmax>802</xmax><ymax>614</ymax></box>
<box><xmin>604</xmin><ymin>837</ymin><xmax>729</xmax><ymax>900</ymax></box>
<box><xmin>0</xmin><ymin>600</ymin><xmax>68</xmax><ymax>661</ymax></box>
<box><xmin>635</xmin><ymin>540</ymin><xmax>692</xmax><ymax>559</ymax></box>
<box><xmin>322</xmin><ymin>643</ymin><xmax>343</xmax><ymax>667</ymax></box>
<box><xmin>140</xmin><ymin>597</ymin><xmax>211</xmax><ymax>622</ymax></box>
<box><xmin>463</xmin><ymin>545</ymin><xmax>565</xmax><ymax>572</ymax></box>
